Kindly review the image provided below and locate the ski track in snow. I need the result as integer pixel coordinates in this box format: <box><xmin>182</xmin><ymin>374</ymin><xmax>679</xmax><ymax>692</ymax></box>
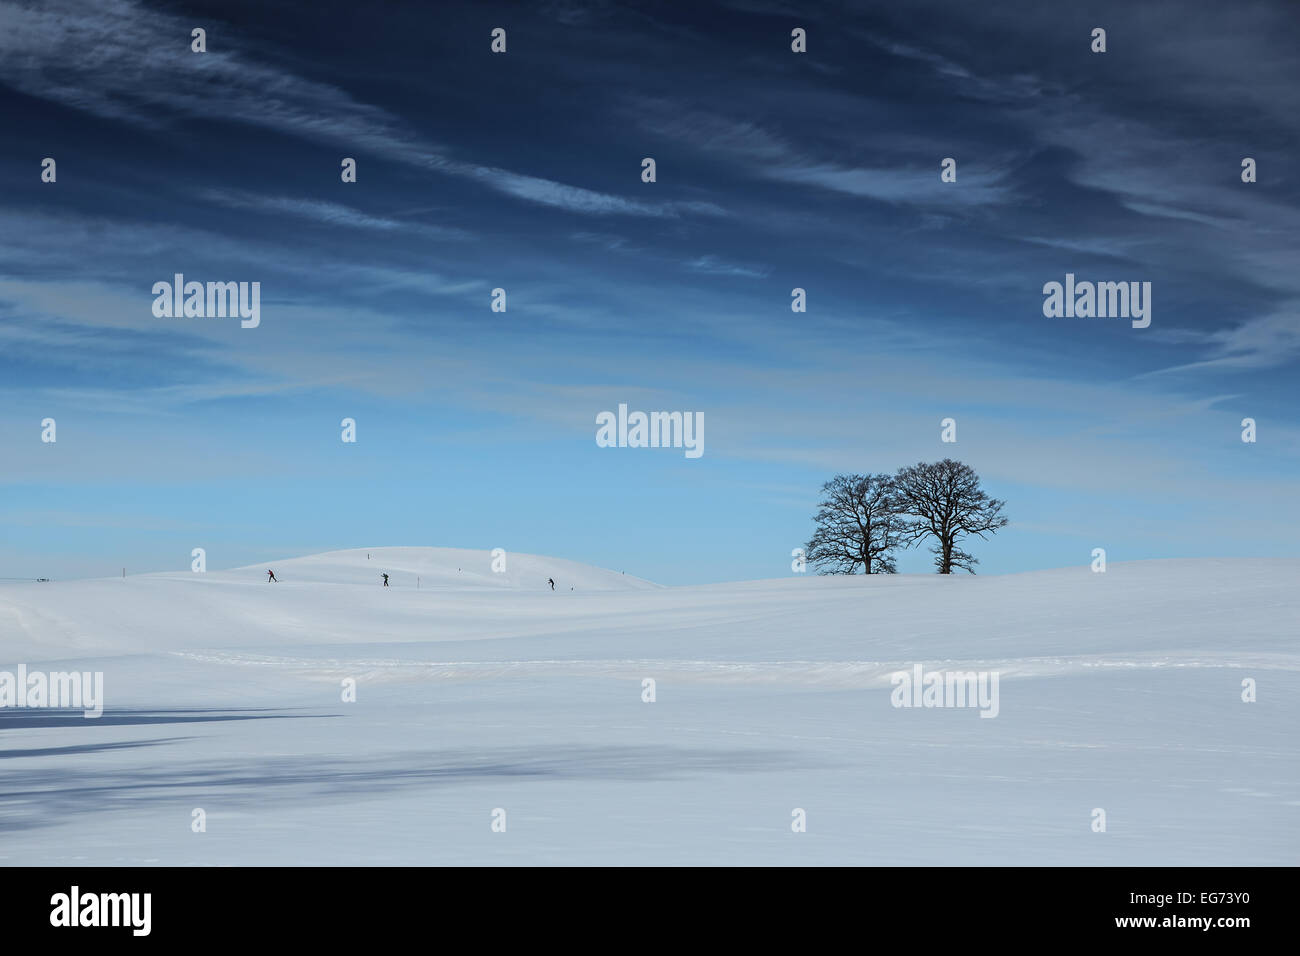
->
<box><xmin>168</xmin><ymin>649</ymin><xmax>1300</xmax><ymax>686</ymax></box>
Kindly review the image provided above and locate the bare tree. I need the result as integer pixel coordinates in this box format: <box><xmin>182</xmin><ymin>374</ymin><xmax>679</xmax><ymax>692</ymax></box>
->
<box><xmin>805</xmin><ymin>473</ymin><xmax>904</xmax><ymax>574</ymax></box>
<box><xmin>894</xmin><ymin>459</ymin><xmax>1008</xmax><ymax>574</ymax></box>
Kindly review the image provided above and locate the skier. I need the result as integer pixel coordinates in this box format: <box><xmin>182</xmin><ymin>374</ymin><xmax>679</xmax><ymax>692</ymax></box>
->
<box><xmin>548</xmin><ymin>577</ymin><xmax>555</xmax><ymax>591</ymax></box>
<box><xmin>267</xmin><ymin>569</ymin><xmax>278</xmax><ymax>582</ymax></box>
<box><xmin>382</xmin><ymin>573</ymin><xmax>389</xmax><ymax>587</ymax></box>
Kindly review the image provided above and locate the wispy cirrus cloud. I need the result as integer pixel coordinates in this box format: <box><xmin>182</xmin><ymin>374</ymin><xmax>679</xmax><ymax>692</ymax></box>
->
<box><xmin>198</xmin><ymin>190</ymin><xmax>474</xmax><ymax>239</ymax></box>
<box><xmin>458</xmin><ymin>166</ymin><xmax>726</xmax><ymax>218</ymax></box>
<box><xmin>1141</xmin><ymin>308</ymin><xmax>1300</xmax><ymax>375</ymax></box>
<box><xmin>684</xmin><ymin>255</ymin><xmax>768</xmax><ymax>278</ymax></box>
<box><xmin>774</xmin><ymin>161</ymin><xmax>1013</xmax><ymax>206</ymax></box>
<box><xmin>0</xmin><ymin>0</ymin><xmax>716</xmax><ymax>220</ymax></box>
<box><xmin>634</xmin><ymin>101</ymin><xmax>1016</xmax><ymax>207</ymax></box>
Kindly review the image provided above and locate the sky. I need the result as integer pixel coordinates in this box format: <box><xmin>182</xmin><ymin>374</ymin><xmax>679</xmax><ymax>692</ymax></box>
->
<box><xmin>0</xmin><ymin>0</ymin><xmax>1297</xmax><ymax>585</ymax></box>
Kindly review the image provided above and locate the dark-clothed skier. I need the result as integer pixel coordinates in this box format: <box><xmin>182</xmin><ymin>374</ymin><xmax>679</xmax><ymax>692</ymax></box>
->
<box><xmin>267</xmin><ymin>569</ymin><xmax>277</xmax><ymax>582</ymax></box>
<box><xmin>382</xmin><ymin>573</ymin><xmax>389</xmax><ymax>587</ymax></box>
<box><xmin>548</xmin><ymin>578</ymin><xmax>555</xmax><ymax>591</ymax></box>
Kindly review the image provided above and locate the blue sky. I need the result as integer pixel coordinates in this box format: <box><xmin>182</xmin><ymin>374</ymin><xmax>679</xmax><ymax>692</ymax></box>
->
<box><xmin>1</xmin><ymin>0</ymin><xmax>1297</xmax><ymax>584</ymax></box>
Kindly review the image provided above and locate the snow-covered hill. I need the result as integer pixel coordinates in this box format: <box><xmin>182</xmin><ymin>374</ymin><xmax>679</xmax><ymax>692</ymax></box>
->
<box><xmin>0</xmin><ymin>546</ymin><xmax>658</xmax><ymax>659</ymax></box>
<box><xmin>239</xmin><ymin>546</ymin><xmax>659</xmax><ymax>591</ymax></box>
<box><xmin>0</xmin><ymin>552</ymin><xmax>1296</xmax><ymax>865</ymax></box>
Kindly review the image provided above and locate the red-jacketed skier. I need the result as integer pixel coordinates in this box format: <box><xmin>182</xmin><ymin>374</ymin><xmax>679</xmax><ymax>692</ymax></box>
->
<box><xmin>267</xmin><ymin>570</ymin><xmax>278</xmax><ymax>582</ymax></box>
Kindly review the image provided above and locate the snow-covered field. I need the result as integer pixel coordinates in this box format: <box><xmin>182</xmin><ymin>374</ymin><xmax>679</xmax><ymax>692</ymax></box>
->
<box><xmin>1</xmin><ymin>548</ymin><xmax>1296</xmax><ymax>865</ymax></box>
